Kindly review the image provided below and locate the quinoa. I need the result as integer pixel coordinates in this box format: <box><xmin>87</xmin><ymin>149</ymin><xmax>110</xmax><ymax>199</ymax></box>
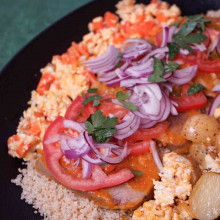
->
<box><xmin>12</xmin><ymin>160</ymin><xmax>128</xmax><ymax>220</ymax></box>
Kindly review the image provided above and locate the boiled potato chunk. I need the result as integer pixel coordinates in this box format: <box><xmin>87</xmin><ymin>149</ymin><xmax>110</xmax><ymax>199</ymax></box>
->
<box><xmin>189</xmin><ymin>143</ymin><xmax>206</xmax><ymax>167</ymax></box>
<box><xmin>182</xmin><ymin>114</ymin><xmax>219</xmax><ymax>145</ymax></box>
<box><xmin>190</xmin><ymin>172</ymin><xmax>220</xmax><ymax>220</ymax></box>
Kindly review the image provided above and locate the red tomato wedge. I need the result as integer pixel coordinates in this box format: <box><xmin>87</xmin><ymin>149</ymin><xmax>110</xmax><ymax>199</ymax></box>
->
<box><xmin>170</xmin><ymin>84</ymin><xmax>207</xmax><ymax>112</ymax></box>
<box><xmin>125</xmin><ymin>121</ymin><xmax>170</xmax><ymax>142</ymax></box>
<box><xmin>128</xmin><ymin>140</ymin><xmax>151</xmax><ymax>156</ymax></box>
<box><xmin>43</xmin><ymin>116</ymin><xmax>134</xmax><ymax>191</ymax></box>
<box><xmin>65</xmin><ymin>95</ymin><xmax>96</xmax><ymax>122</ymax></box>
<box><xmin>179</xmin><ymin>51</ymin><xmax>220</xmax><ymax>73</ymax></box>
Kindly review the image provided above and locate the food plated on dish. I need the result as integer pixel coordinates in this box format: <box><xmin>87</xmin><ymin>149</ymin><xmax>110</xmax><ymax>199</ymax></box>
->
<box><xmin>7</xmin><ymin>0</ymin><xmax>220</xmax><ymax>219</ymax></box>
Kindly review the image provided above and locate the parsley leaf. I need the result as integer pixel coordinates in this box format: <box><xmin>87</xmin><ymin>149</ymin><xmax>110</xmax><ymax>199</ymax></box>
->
<box><xmin>85</xmin><ymin>110</ymin><xmax>118</xmax><ymax>143</ymax></box>
<box><xmin>116</xmin><ymin>91</ymin><xmax>130</xmax><ymax>101</ymax></box>
<box><xmin>148</xmin><ymin>57</ymin><xmax>166</xmax><ymax>83</ymax></box>
<box><xmin>187</xmin><ymin>14</ymin><xmax>210</xmax><ymax>31</ymax></box>
<box><xmin>167</xmin><ymin>42</ymin><xmax>179</xmax><ymax>59</ymax></box>
<box><xmin>184</xmin><ymin>33</ymin><xmax>207</xmax><ymax>44</ymax></box>
<box><xmin>117</xmin><ymin>52</ymin><xmax>123</xmax><ymax>58</ymax></box>
<box><xmin>83</xmin><ymin>94</ymin><xmax>102</xmax><ymax>107</ymax></box>
<box><xmin>100</xmin><ymin>163</ymin><xmax>107</xmax><ymax>167</ymax></box>
<box><xmin>130</xmin><ymin>169</ymin><xmax>143</xmax><ymax>177</ymax></box>
<box><xmin>174</xmin><ymin>21</ymin><xmax>181</xmax><ymax>28</ymax></box>
<box><xmin>87</xmin><ymin>88</ymin><xmax>98</xmax><ymax>93</ymax></box>
<box><xmin>187</xmin><ymin>84</ymin><xmax>205</xmax><ymax>96</ymax></box>
<box><xmin>115</xmin><ymin>60</ymin><xmax>123</xmax><ymax>68</ymax></box>
<box><xmin>177</xmin><ymin>21</ymin><xmax>198</xmax><ymax>36</ymax></box>
<box><xmin>164</xmin><ymin>61</ymin><xmax>179</xmax><ymax>73</ymax></box>
<box><xmin>81</xmin><ymin>92</ymin><xmax>85</xmax><ymax>99</ymax></box>
<box><xmin>116</xmin><ymin>91</ymin><xmax>139</xmax><ymax>111</ymax></box>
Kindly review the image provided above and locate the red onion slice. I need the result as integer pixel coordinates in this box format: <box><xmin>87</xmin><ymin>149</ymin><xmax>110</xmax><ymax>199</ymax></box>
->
<box><xmin>161</xmin><ymin>27</ymin><xmax>169</xmax><ymax>47</ymax></box>
<box><xmin>83</xmin><ymin>46</ymin><xmax>120</xmax><ymax>73</ymax></box>
<box><xmin>120</xmin><ymin>78</ymin><xmax>150</xmax><ymax>88</ymax></box>
<box><xmin>150</xmin><ymin>141</ymin><xmax>163</xmax><ymax>172</ymax></box>
<box><xmin>82</xmin><ymin>159</ymin><xmax>93</xmax><ymax>179</ymax></box>
<box><xmin>168</xmin><ymin>65</ymin><xmax>198</xmax><ymax>85</ymax></box>
<box><xmin>94</xmin><ymin>143</ymin><xmax>120</xmax><ymax>149</ymax></box>
<box><xmin>114</xmin><ymin>115</ymin><xmax>140</xmax><ymax>140</ymax></box>
<box><xmin>212</xmin><ymin>84</ymin><xmax>220</xmax><ymax>92</ymax></box>
<box><xmin>140</xmin><ymin>118</ymin><xmax>157</xmax><ymax>129</ymax></box>
<box><xmin>63</xmin><ymin>120</ymin><xmax>84</xmax><ymax>133</ymax></box>
<box><xmin>168</xmin><ymin>25</ymin><xmax>178</xmax><ymax>42</ymax></box>
<box><xmin>82</xmin><ymin>154</ymin><xmax>103</xmax><ymax>164</ymax></box>
<box><xmin>141</xmin><ymin>47</ymin><xmax>168</xmax><ymax>63</ymax></box>
<box><xmin>207</xmin><ymin>33</ymin><xmax>220</xmax><ymax>57</ymax></box>
<box><xmin>208</xmin><ymin>93</ymin><xmax>220</xmax><ymax>116</ymax></box>
<box><xmin>99</xmin><ymin>71</ymin><xmax>118</xmax><ymax>82</ymax></box>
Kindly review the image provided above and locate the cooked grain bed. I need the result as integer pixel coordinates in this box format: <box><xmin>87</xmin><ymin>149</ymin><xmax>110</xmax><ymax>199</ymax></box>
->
<box><xmin>12</xmin><ymin>160</ymin><xmax>128</xmax><ymax>220</ymax></box>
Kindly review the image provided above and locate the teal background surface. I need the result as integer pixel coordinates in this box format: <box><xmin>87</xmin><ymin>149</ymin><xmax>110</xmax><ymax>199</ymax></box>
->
<box><xmin>0</xmin><ymin>0</ymin><xmax>92</xmax><ymax>71</ymax></box>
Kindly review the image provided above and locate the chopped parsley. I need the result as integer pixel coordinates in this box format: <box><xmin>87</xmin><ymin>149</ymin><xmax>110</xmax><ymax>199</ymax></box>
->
<box><xmin>116</xmin><ymin>91</ymin><xmax>139</xmax><ymax>111</ymax></box>
<box><xmin>100</xmin><ymin>163</ymin><xmax>107</xmax><ymax>167</ymax></box>
<box><xmin>87</xmin><ymin>88</ymin><xmax>98</xmax><ymax>93</ymax></box>
<box><xmin>148</xmin><ymin>57</ymin><xmax>166</xmax><ymax>83</ymax></box>
<box><xmin>117</xmin><ymin>52</ymin><xmax>123</xmax><ymax>58</ymax></box>
<box><xmin>115</xmin><ymin>60</ymin><xmax>123</xmax><ymax>68</ymax></box>
<box><xmin>83</xmin><ymin>94</ymin><xmax>102</xmax><ymax>107</ymax></box>
<box><xmin>85</xmin><ymin>110</ymin><xmax>118</xmax><ymax>143</ymax></box>
<box><xmin>187</xmin><ymin>84</ymin><xmax>205</xmax><ymax>96</ymax></box>
<box><xmin>169</xmin><ymin>15</ymin><xmax>210</xmax><ymax>58</ymax></box>
<box><xmin>164</xmin><ymin>61</ymin><xmax>179</xmax><ymax>73</ymax></box>
<box><xmin>130</xmin><ymin>169</ymin><xmax>143</xmax><ymax>177</ymax></box>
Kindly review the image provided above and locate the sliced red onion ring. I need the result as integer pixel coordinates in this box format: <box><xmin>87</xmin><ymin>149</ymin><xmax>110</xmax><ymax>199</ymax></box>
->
<box><xmin>63</xmin><ymin>120</ymin><xmax>84</xmax><ymax>133</ymax></box>
<box><xmin>120</xmin><ymin>78</ymin><xmax>150</xmax><ymax>87</ymax></box>
<box><xmin>84</xmin><ymin>132</ymin><xmax>127</xmax><ymax>164</ymax></box>
<box><xmin>168</xmin><ymin>25</ymin><xmax>178</xmax><ymax>43</ymax></box>
<box><xmin>168</xmin><ymin>65</ymin><xmax>198</xmax><ymax>85</ymax></box>
<box><xmin>122</xmin><ymin>38</ymin><xmax>152</xmax><ymax>60</ymax></box>
<box><xmin>161</xmin><ymin>27</ymin><xmax>169</xmax><ymax>47</ymax></box>
<box><xmin>212</xmin><ymin>84</ymin><xmax>220</xmax><ymax>92</ymax></box>
<box><xmin>82</xmin><ymin>46</ymin><xmax>120</xmax><ymax>73</ymax></box>
<box><xmin>95</xmin><ymin>143</ymin><xmax>120</xmax><ymax>149</ymax></box>
<box><xmin>150</xmin><ymin>140</ymin><xmax>163</xmax><ymax>172</ymax></box>
<box><xmin>114</xmin><ymin>115</ymin><xmax>140</xmax><ymax>140</ymax></box>
<box><xmin>140</xmin><ymin>118</ymin><xmax>157</xmax><ymax>129</ymax></box>
<box><xmin>99</xmin><ymin>71</ymin><xmax>118</xmax><ymax>82</ymax></box>
<box><xmin>82</xmin><ymin>154</ymin><xmax>103</xmax><ymax>164</ymax></box>
<box><xmin>141</xmin><ymin>47</ymin><xmax>168</xmax><ymax>63</ymax></box>
<box><xmin>170</xmin><ymin>100</ymin><xmax>178</xmax><ymax>115</ymax></box>
<box><xmin>208</xmin><ymin>93</ymin><xmax>220</xmax><ymax>116</ymax></box>
<box><xmin>207</xmin><ymin>33</ymin><xmax>220</xmax><ymax>57</ymax></box>
<box><xmin>82</xmin><ymin>159</ymin><xmax>92</xmax><ymax>179</ymax></box>
<box><xmin>125</xmin><ymin>58</ymin><xmax>154</xmax><ymax>78</ymax></box>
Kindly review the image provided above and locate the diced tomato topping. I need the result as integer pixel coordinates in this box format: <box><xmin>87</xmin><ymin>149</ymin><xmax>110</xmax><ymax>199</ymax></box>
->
<box><xmin>170</xmin><ymin>84</ymin><xmax>207</xmax><ymax>112</ymax></box>
<box><xmin>93</xmin><ymin>21</ymin><xmax>104</xmax><ymax>32</ymax></box>
<box><xmin>104</xmin><ymin>11</ymin><xmax>119</xmax><ymax>28</ymax></box>
<box><xmin>37</xmin><ymin>73</ymin><xmax>55</xmax><ymax>95</ymax></box>
<box><xmin>43</xmin><ymin>116</ymin><xmax>134</xmax><ymax>191</ymax></box>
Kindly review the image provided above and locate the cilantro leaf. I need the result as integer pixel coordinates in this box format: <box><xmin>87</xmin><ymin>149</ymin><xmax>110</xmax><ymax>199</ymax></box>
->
<box><xmin>167</xmin><ymin>42</ymin><xmax>179</xmax><ymax>59</ymax></box>
<box><xmin>120</xmin><ymin>101</ymin><xmax>139</xmax><ymax>111</ymax></box>
<box><xmin>148</xmin><ymin>57</ymin><xmax>166</xmax><ymax>82</ymax></box>
<box><xmin>187</xmin><ymin>14</ymin><xmax>210</xmax><ymax>31</ymax></box>
<box><xmin>177</xmin><ymin>21</ymin><xmax>197</xmax><ymax>36</ymax></box>
<box><xmin>117</xmin><ymin>52</ymin><xmax>123</xmax><ymax>58</ymax></box>
<box><xmin>130</xmin><ymin>169</ymin><xmax>143</xmax><ymax>177</ymax></box>
<box><xmin>116</xmin><ymin>91</ymin><xmax>131</xmax><ymax>101</ymax></box>
<box><xmin>87</xmin><ymin>88</ymin><xmax>98</xmax><ymax>93</ymax></box>
<box><xmin>173</xmin><ymin>21</ymin><xmax>181</xmax><ymax>28</ymax></box>
<box><xmin>100</xmin><ymin>163</ymin><xmax>107</xmax><ymax>167</ymax></box>
<box><xmin>115</xmin><ymin>60</ymin><xmax>122</xmax><ymax>68</ymax></box>
<box><xmin>116</xmin><ymin>91</ymin><xmax>139</xmax><ymax>111</ymax></box>
<box><xmin>187</xmin><ymin>84</ymin><xmax>205</xmax><ymax>96</ymax></box>
<box><xmin>83</xmin><ymin>94</ymin><xmax>102</xmax><ymax>107</ymax></box>
<box><xmin>81</xmin><ymin>92</ymin><xmax>85</xmax><ymax>99</ymax></box>
<box><xmin>85</xmin><ymin>110</ymin><xmax>118</xmax><ymax>143</ymax></box>
<box><xmin>184</xmin><ymin>33</ymin><xmax>207</xmax><ymax>44</ymax></box>
<box><xmin>164</xmin><ymin>61</ymin><xmax>179</xmax><ymax>73</ymax></box>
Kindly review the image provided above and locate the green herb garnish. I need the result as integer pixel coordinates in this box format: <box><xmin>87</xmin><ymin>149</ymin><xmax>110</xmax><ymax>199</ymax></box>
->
<box><xmin>115</xmin><ymin>60</ymin><xmax>123</xmax><ymax>68</ymax></box>
<box><xmin>169</xmin><ymin>15</ymin><xmax>210</xmax><ymax>58</ymax></box>
<box><xmin>77</xmin><ymin>107</ymin><xmax>84</xmax><ymax>119</ymax></box>
<box><xmin>82</xmin><ymin>92</ymin><xmax>85</xmax><ymax>99</ymax></box>
<box><xmin>116</xmin><ymin>91</ymin><xmax>139</xmax><ymax>111</ymax></box>
<box><xmin>187</xmin><ymin>84</ymin><xmax>205</xmax><ymax>96</ymax></box>
<box><xmin>87</xmin><ymin>88</ymin><xmax>98</xmax><ymax>93</ymax></box>
<box><xmin>85</xmin><ymin>110</ymin><xmax>118</xmax><ymax>143</ymax></box>
<box><xmin>117</xmin><ymin>52</ymin><xmax>123</xmax><ymax>58</ymax></box>
<box><xmin>83</xmin><ymin>94</ymin><xmax>102</xmax><ymax>107</ymax></box>
<box><xmin>164</xmin><ymin>61</ymin><xmax>179</xmax><ymax>73</ymax></box>
<box><xmin>130</xmin><ymin>169</ymin><xmax>143</xmax><ymax>177</ymax></box>
<box><xmin>148</xmin><ymin>57</ymin><xmax>166</xmax><ymax>82</ymax></box>
<box><xmin>100</xmin><ymin>163</ymin><xmax>107</xmax><ymax>167</ymax></box>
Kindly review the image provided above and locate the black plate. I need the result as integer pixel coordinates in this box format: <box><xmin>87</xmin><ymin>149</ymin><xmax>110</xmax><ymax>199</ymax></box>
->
<box><xmin>0</xmin><ymin>0</ymin><xmax>219</xmax><ymax>219</ymax></box>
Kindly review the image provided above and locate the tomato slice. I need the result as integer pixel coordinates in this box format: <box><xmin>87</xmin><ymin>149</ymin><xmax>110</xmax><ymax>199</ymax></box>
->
<box><xmin>98</xmin><ymin>101</ymin><xmax>129</xmax><ymax>120</ymax></box>
<box><xmin>128</xmin><ymin>140</ymin><xmax>151</xmax><ymax>156</ymax></box>
<box><xmin>43</xmin><ymin>116</ymin><xmax>134</xmax><ymax>191</ymax></box>
<box><xmin>179</xmin><ymin>51</ymin><xmax>220</xmax><ymax>73</ymax></box>
<box><xmin>65</xmin><ymin>96</ymin><xmax>96</xmax><ymax>122</ymax></box>
<box><xmin>170</xmin><ymin>84</ymin><xmax>207</xmax><ymax>112</ymax></box>
<box><xmin>125</xmin><ymin>121</ymin><xmax>170</xmax><ymax>142</ymax></box>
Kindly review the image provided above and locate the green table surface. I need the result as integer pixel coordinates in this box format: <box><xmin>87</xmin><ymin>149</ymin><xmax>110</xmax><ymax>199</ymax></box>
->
<box><xmin>0</xmin><ymin>0</ymin><xmax>93</xmax><ymax>71</ymax></box>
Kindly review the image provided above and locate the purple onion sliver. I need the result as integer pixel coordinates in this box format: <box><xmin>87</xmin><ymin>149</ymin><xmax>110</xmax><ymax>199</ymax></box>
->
<box><xmin>208</xmin><ymin>93</ymin><xmax>220</xmax><ymax>116</ymax></box>
<box><xmin>212</xmin><ymin>84</ymin><xmax>220</xmax><ymax>92</ymax></box>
